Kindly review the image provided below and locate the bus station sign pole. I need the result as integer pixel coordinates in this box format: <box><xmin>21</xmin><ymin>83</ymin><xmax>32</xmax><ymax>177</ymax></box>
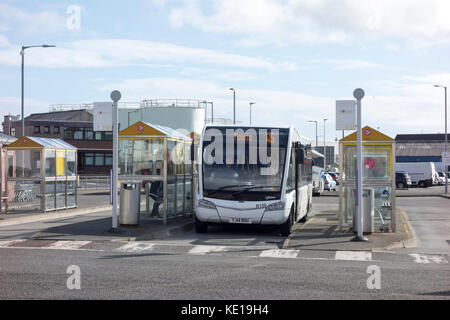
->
<box><xmin>352</xmin><ymin>88</ymin><xmax>368</xmax><ymax>242</ymax></box>
<box><xmin>111</xmin><ymin>90</ymin><xmax>121</xmax><ymax>230</ymax></box>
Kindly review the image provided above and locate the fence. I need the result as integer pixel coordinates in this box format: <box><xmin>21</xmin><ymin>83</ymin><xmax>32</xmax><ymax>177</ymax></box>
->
<box><xmin>78</xmin><ymin>175</ymin><xmax>111</xmax><ymax>190</ymax></box>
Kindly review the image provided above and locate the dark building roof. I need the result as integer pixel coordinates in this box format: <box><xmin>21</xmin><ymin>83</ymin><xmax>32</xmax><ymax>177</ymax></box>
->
<box><xmin>24</xmin><ymin>110</ymin><xmax>93</xmax><ymax>122</ymax></box>
<box><xmin>395</xmin><ymin>133</ymin><xmax>450</xmax><ymax>142</ymax></box>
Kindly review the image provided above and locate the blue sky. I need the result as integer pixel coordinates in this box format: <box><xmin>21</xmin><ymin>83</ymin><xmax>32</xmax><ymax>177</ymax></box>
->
<box><xmin>0</xmin><ymin>0</ymin><xmax>449</xmax><ymax>141</ymax></box>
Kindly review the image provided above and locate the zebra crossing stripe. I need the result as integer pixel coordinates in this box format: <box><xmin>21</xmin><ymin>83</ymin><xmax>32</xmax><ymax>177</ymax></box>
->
<box><xmin>0</xmin><ymin>239</ymin><xmax>26</xmax><ymax>247</ymax></box>
<box><xmin>116</xmin><ymin>242</ymin><xmax>155</xmax><ymax>252</ymax></box>
<box><xmin>46</xmin><ymin>241</ymin><xmax>92</xmax><ymax>250</ymax></box>
<box><xmin>259</xmin><ymin>249</ymin><xmax>299</xmax><ymax>259</ymax></box>
<box><xmin>409</xmin><ymin>253</ymin><xmax>448</xmax><ymax>264</ymax></box>
<box><xmin>335</xmin><ymin>251</ymin><xmax>372</xmax><ymax>261</ymax></box>
<box><xmin>188</xmin><ymin>245</ymin><xmax>228</xmax><ymax>255</ymax></box>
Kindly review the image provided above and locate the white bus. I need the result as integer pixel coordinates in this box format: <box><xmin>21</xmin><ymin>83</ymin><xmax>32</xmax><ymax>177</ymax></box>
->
<box><xmin>311</xmin><ymin>149</ymin><xmax>325</xmax><ymax>196</ymax></box>
<box><xmin>195</xmin><ymin>125</ymin><xmax>313</xmax><ymax>236</ymax></box>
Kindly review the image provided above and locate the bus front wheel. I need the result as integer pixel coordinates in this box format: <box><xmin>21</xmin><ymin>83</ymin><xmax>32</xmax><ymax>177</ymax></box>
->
<box><xmin>280</xmin><ymin>207</ymin><xmax>294</xmax><ymax>237</ymax></box>
<box><xmin>195</xmin><ymin>216</ymin><xmax>208</xmax><ymax>233</ymax></box>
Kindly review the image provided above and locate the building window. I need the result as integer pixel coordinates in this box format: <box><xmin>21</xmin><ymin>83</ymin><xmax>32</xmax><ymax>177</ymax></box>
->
<box><xmin>105</xmin><ymin>153</ymin><xmax>112</xmax><ymax>166</ymax></box>
<box><xmin>104</xmin><ymin>132</ymin><xmax>112</xmax><ymax>141</ymax></box>
<box><xmin>85</xmin><ymin>128</ymin><xmax>93</xmax><ymax>140</ymax></box>
<box><xmin>34</xmin><ymin>126</ymin><xmax>40</xmax><ymax>133</ymax></box>
<box><xmin>44</xmin><ymin>126</ymin><xmax>50</xmax><ymax>133</ymax></box>
<box><xmin>53</xmin><ymin>126</ymin><xmax>60</xmax><ymax>134</ymax></box>
<box><xmin>95</xmin><ymin>132</ymin><xmax>102</xmax><ymax>140</ymax></box>
<box><xmin>85</xmin><ymin>153</ymin><xmax>94</xmax><ymax>166</ymax></box>
<box><xmin>95</xmin><ymin>153</ymin><xmax>105</xmax><ymax>166</ymax></box>
<box><xmin>10</xmin><ymin>128</ymin><xmax>15</xmax><ymax>136</ymax></box>
<box><xmin>64</xmin><ymin>128</ymin><xmax>74</xmax><ymax>140</ymax></box>
<box><xmin>74</xmin><ymin>129</ymin><xmax>84</xmax><ymax>140</ymax></box>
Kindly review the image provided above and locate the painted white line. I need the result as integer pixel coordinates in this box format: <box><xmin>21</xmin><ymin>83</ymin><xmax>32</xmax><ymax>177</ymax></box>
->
<box><xmin>409</xmin><ymin>254</ymin><xmax>448</xmax><ymax>264</ymax></box>
<box><xmin>259</xmin><ymin>249</ymin><xmax>300</xmax><ymax>259</ymax></box>
<box><xmin>188</xmin><ymin>245</ymin><xmax>228</xmax><ymax>255</ymax></box>
<box><xmin>116</xmin><ymin>242</ymin><xmax>155</xmax><ymax>252</ymax></box>
<box><xmin>0</xmin><ymin>239</ymin><xmax>26</xmax><ymax>247</ymax></box>
<box><xmin>335</xmin><ymin>251</ymin><xmax>372</xmax><ymax>261</ymax></box>
<box><xmin>46</xmin><ymin>241</ymin><xmax>92</xmax><ymax>250</ymax></box>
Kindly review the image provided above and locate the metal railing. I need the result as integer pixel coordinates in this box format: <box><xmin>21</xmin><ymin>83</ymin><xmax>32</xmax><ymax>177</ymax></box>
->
<box><xmin>140</xmin><ymin>99</ymin><xmax>206</xmax><ymax>109</ymax></box>
<box><xmin>78</xmin><ymin>175</ymin><xmax>111</xmax><ymax>190</ymax></box>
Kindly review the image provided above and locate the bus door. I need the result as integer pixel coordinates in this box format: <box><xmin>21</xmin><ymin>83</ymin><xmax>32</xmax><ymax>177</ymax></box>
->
<box><xmin>294</xmin><ymin>142</ymin><xmax>304</xmax><ymax>216</ymax></box>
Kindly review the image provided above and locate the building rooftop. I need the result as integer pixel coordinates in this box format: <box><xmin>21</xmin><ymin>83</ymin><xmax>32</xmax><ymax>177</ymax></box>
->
<box><xmin>24</xmin><ymin>110</ymin><xmax>93</xmax><ymax>122</ymax></box>
<box><xmin>395</xmin><ymin>133</ymin><xmax>450</xmax><ymax>142</ymax></box>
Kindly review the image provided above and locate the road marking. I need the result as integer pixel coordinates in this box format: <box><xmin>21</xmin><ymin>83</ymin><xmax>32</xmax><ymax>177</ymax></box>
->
<box><xmin>335</xmin><ymin>251</ymin><xmax>372</xmax><ymax>261</ymax></box>
<box><xmin>409</xmin><ymin>253</ymin><xmax>448</xmax><ymax>264</ymax></box>
<box><xmin>188</xmin><ymin>245</ymin><xmax>228</xmax><ymax>255</ymax></box>
<box><xmin>116</xmin><ymin>242</ymin><xmax>155</xmax><ymax>252</ymax></box>
<box><xmin>46</xmin><ymin>241</ymin><xmax>92</xmax><ymax>250</ymax></box>
<box><xmin>259</xmin><ymin>249</ymin><xmax>300</xmax><ymax>259</ymax></box>
<box><xmin>0</xmin><ymin>239</ymin><xmax>26</xmax><ymax>247</ymax></box>
<box><xmin>399</xmin><ymin>210</ymin><xmax>411</xmax><ymax>237</ymax></box>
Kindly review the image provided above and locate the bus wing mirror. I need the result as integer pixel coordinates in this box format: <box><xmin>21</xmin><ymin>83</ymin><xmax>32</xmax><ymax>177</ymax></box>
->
<box><xmin>190</xmin><ymin>143</ymin><xmax>195</xmax><ymax>161</ymax></box>
<box><xmin>296</xmin><ymin>148</ymin><xmax>305</xmax><ymax>164</ymax></box>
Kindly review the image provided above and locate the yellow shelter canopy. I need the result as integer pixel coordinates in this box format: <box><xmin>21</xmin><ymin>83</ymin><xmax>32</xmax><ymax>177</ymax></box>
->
<box><xmin>340</xmin><ymin>126</ymin><xmax>394</xmax><ymax>142</ymax></box>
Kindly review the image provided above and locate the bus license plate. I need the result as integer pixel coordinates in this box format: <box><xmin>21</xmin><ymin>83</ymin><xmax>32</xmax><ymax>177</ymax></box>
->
<box><xmin>229</xmin><ymin>218</ymin><xmax>251</xmax><ymax>224</ymax></box>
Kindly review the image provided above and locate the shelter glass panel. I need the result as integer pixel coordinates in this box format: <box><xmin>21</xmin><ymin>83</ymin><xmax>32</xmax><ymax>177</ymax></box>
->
<box><xmin>8</xmin><ymin>150</ymin><xmax>41</xmax><ymax>178</ymax></box>
<box><xmin>45</xmin><ymin>150</ymin><xmax>56</xmax><ymax>177</ymax></box>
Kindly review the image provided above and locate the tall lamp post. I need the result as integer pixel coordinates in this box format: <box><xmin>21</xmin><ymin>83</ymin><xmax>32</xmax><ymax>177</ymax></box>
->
<box><xmin>249</xmin><ymin>102</ymin><xmax>256</xmax><ymax>125</ymax></box>
<box><xmin>21</xmin><ymin>44</ymin><xmax>55</xmax><ymax>137</ymax></box>
<box><xmin>323</xmin><ymin>118</ymin><xmax>328</xmax><ymax>170</ymax></box>
<box><xmin>434</xmin><ymin>84</ymin><xmax>448</xmax><ymax>194</ymax></box>
<box><xmin>229</xmin><ymin>88</ymin><xmax>236</xmax><ymax>124</ymax></box>
<box><xmin>308</xmin><ymin>120</ymin><xmax>318</xmax><ymax>149</ymax></box>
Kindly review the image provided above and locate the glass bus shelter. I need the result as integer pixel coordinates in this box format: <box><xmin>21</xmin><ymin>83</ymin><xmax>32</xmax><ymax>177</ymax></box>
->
<box><xmin>6</xmin><ymin>137</ymin><xmax>78</xmax><ymax>213</ymax></box>
<box><xmin>339</xmin><ymin>126</ymin><xmax>396</xmax><ymax>232</ymax></box>
<box><xmin>118</xmin><ymin>121</ymin><xmax>194</xmax><ymax>224</ymax></box>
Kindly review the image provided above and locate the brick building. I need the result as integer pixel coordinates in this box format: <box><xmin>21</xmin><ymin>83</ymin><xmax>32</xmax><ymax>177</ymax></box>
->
<box><xmin>2</xmin><ymin>110</ymin><xmax>112</xmax><ymax>175</ymax></box>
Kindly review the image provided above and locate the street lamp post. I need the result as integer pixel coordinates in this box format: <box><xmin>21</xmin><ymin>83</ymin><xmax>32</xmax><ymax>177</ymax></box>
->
<box><xmin>434</xmin><ymin>84</ymin><xmax>448</xmax><ymax>194</ymax></box>
<box><xmin>21</xmin><ymin>44</ymin><xmax>55</xmax><ymax>137</ymax></box>
<box><xmin>229</xmin><ymin>88</ymin><xmax>236</xmax><ymax>124</ymax></box>
<box><xmin>323</xmin><ymin>118</ymin><xmax>328</xmax><ymax>170</ymax></box>
<box><xmin>308</xmin><ymin>120</ymin><xmax>318</xmax><ymax>149</ymax></box>
<box><xmin>249</xmin><ymin>102</ymin><xmax>255</xmax><ymax>125</ymax></box>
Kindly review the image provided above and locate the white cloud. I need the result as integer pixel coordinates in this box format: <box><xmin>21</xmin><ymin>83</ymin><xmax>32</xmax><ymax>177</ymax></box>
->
<box><xmin>0</xmin><ymin>4</ymin><xmax>66</xmax><ymax>36</ymax></box>
<box><xmin>0</xmin><ymin>96</ymin><xmax>50</xmax><ymax>124</ymax></box>
<box><xmin>0</xmin><ymin>39</ymin><xmax>292</xmax><ymax>71</ymax></box>
<box><xmin>168</xmin><ymin>0</ymin><xmax>450</xmax><ymax>46</ymax></box>
<box><xmin>98</xmin><ymin>75</ymin><xmax>447</xmax><ymax>139</ymax></box>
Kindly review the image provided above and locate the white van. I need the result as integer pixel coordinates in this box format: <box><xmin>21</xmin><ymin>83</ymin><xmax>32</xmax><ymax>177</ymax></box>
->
<box><xmin>395</xmin><ymin>162</ymin><xmax>437</xmax><ymax>187</ymax></box>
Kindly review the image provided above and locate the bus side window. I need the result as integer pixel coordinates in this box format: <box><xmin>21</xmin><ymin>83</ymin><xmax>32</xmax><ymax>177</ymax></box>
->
<box><xmin>286</xmin><ymin>147</ymin><xmax>296</xmax><ymax>192</ymax></box>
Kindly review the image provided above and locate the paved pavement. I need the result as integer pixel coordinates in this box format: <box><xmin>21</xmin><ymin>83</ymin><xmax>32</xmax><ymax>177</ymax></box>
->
<box><xmin>0</xmin><ymin>194</ymin><xmax>448</xmax><ymax>299</ymax></box>
<box><xmin>0</xmin><ymin>239</ymin><xmax>448</xmax><ymax>299</ymax></box>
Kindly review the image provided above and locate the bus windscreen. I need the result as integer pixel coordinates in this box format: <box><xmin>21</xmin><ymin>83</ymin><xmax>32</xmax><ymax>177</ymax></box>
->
<box><xmin>202</xmin><ymin>127</ymin><xmax>289</xmax><ymax>201</ymax></box>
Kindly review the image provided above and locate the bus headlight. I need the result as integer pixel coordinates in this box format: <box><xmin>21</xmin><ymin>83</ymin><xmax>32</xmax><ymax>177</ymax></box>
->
<box><xmin>198</xmin><ymin>199</ymin><xmax>217</xmax><ymax>210</ymax></box>
<box><xmin>264</xmin><ymin>201</ymin><xmax>285</xmax><ymax>212</ymax></box>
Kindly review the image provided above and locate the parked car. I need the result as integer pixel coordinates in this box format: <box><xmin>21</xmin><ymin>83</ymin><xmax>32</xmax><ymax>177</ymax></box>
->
<box><xmin>328</xmin><ymin>172</ymin><xmax>339</xmax><ymax>185</ymax></box>
<box><xmin>437</xmin><ymin>172</ymin><xmax>447</xmax><ymax>185</ymax></box>
<box><xmin>395</xmin><ymin>162</ymin><xmax>437</xmax><ymax>187</ymax></box>
<box><xmin>323</xmin><ymin>173</ymin><xmax>337</xmax><ymax>191</ymax></box>
<box><xmin>395</xmin><ymin>171</ymin><xmax>412</xmax><ymax>189</ymax></box>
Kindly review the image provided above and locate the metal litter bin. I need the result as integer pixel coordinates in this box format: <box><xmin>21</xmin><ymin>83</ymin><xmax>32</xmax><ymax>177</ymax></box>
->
<box><xmin>119</xmin><ymin>181</ymin><xmax>140</xmax><ymax>225</ymax></box>
<box><xmin>353</xmin><ymin>188</ymin><xmax>374</xmax><ymax>233</ymax></box>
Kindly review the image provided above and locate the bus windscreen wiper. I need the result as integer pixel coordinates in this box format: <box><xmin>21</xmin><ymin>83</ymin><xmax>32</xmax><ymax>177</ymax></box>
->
<box><xmin>206</xmin><ymin>184</ymin><xmax>254</xmax><ymax>196</ymax></box>
<box><xmin>231</xmin><ymin>185</ymin><xmax>279</xmax><ymax>197</ymax></box>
